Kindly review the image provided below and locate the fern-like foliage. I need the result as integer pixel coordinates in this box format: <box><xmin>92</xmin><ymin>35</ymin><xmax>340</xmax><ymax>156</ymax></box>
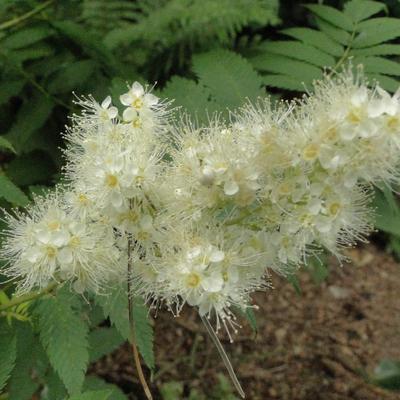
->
<box><xmin>35</xmin><ymin>289</ymin><xmax>89</xmax><ymax>395</ymax></box>
<box><xmin>162</xmin><ymin>49</ymin><xmax>264</xmax><ymax>121</ymax></box>
<box><xmin>81</xmin><ymin>0</ymin><xmax>140</xmax><ymax>34</ymax></box>
<box><xmin>0</xmin><ymin>320</ymin><xmax>16</xmax><ymax>393</ymax></box>
<box><xmin>246</xmin><ymin>0</ymin><xmax>400</xmax><ymax>92</ymax></box>
<box><xmin>103</xmin><ymin>0</ymin><xmax>279</xmax><ymax>78</ymax></box>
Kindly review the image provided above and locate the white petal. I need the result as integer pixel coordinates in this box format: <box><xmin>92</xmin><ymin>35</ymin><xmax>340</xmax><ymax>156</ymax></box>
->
<box><xmin>36</xmin><ymin>229</ymin><xmax>51</xmax><ymax>244</ymax></box>
<box><xmin>140</xmin><ymin>215</ymin><xmax>153</xmax><ymax>230</ymax></box>
<box><xmin>144</xmin><ymin>93</ymin><xmax>158</xmax><ymax>106</ymax></box>
<box><xmin>101</xmin><ymin>96</ymin><xmax>111</xmax><ymax>109</ymax></box>
<box><xmin>122</xmin><ymin>107</ymin><xmax>137</xmax><ymax>122</ymax></box>
<box><xmin>120</xmin><ymin>93</ymin><xmax>132</xmax><ymax>106</ymax></box>
<box><xmin>131</xmin><ymin>82</ymin><xmax>144</xmax><ymax>97</ymax></box>
<box><xmin>107</xmin><ymin>106</ymin><xmax>118</xmax><ymax>119</ymax></box>
<box><xmin>210</xmin><ymin>249</ymin><xmax>225</xmax><ymax>263</ymax></box>
<box><xmin>25</xmin><ymin>247</ymin><xmax>41</xmax><ymax>263</ymax></box>
<box><xmin>57</xmin><ymin>247</ymin><xmax>73</xmax><ymax>264</ymax></box>
<box><xmin>223</xmin><ymin>181</ymin><xmax>239</xmax><ymax>196</ymax></box>
<box><xmin>201</xmin><ymin>274</ymin><xmax>223</xmax><ymax>292</ymax></box>
<box><xmin>51</xmin><ymin>230</ymin><xmax>70</xmax><ymax>247</ymax></box>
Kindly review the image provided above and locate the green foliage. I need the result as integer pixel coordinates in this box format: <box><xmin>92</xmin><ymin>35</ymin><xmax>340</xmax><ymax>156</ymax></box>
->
<box><xmin>162</xmin><ymin>49</ymin><xmax>264</xmax><ymax>119</ymax></box>
<box><xmin>8</xmin><ymin>322</ymin><xmax>48</xmax><ymax>400</ymax></box>
<box><xmin>0</xmin><ymin>174</ymin><xmax>30</xmax><ymax>206</ymax></box>
<box><xmin>88</xmin><ymin>326</ymin><xmax>125</xmax><ymax>363</ymax></box>
<box><xmin>0</xmin><ymin>320</ymin><xmax>17</xmax><ymax>392</ymax></box>
<box><xmin>84</xmin><ymin>376</ymin><xmax>128</xmax><ymax>400</ymax></box>
<box><xmin>96</xmin><ymin>288</ymin><xmax>130</xmax><ymax>340</ymax></box>
<box><xmin>68</xmin><ymin>390</ymin><xmax>112</xmax><ymax>400</ymax></box>
<box><xmin>35</xmin><ymin>289</ymin><xmax>90</xmax><ymax>395</ymax></box>
<box><xmin>96</xmin><ymin>289</ymin><xmax>155</xmax><ymax>371</ymax></box>
<box><xmin>132</xmin><ymin>296</ymin><xmax>155</xmax><ymax>371</ymax></box>
<box><xmin>371</xmin><ymin>359</ymin><xmax>400</xmax><ymax>391</ymax></box>
<box><xmin>245</xmin><ymin>0</ymin><xmax>400</xmax><ymax>92</ymax></box>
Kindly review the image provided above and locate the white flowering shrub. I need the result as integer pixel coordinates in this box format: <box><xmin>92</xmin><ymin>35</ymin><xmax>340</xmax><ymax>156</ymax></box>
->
<box><xmin>1</xmin><ymin>67</ymin><xmax>400</xmax><ymax>399</ymax></box>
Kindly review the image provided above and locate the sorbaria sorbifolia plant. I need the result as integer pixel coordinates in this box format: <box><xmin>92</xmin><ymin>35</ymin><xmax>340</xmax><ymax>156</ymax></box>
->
<box><xmin>1</xmin><ymin>67</ymin><xmax>400</xmax><ymax>399</ymax></box>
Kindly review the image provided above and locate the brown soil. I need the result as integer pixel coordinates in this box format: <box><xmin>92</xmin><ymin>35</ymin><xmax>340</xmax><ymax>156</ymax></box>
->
<box><xmin>93</xmin><ymin>245</ymin><xmax>400</xmax><ymax>399</ymax></box>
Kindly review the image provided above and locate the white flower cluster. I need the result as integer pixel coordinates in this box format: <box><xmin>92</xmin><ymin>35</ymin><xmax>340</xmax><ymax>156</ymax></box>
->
<box><xmin>1</xmin><ymin>73</ymin><xmax>400</xmax><ymax>331</ymax></box>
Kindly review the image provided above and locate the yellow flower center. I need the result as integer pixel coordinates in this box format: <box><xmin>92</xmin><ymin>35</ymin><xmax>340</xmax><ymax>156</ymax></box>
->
<box><xmin>105</xmin><ymin>174</ymin><xmax>118</xmax><ymax>188</ymax></box>
<box><xmin>132</xmin><ymin>118</ymin><xmax>142</xmax><ymax>128</ymax></box>
<box><xmin>186</xmin><ymin>272</ymin><xmax>201</xmax><ymax>288</ymax></box>
<box><xmin>48</xmin><ymin>221</ymin><xmax>60</xmax><ymax>231</ymax></box>
<box><xmin>69</xmin><ymin>236</ymin><xmax>81</xmax><ymax>248</ymax></box>
<box><xmin>387</xmin><ymin>116</ymin><xmax>400</xmax><ymax>131</ymax></box>
<box><xmin>137</xmin><ymin>231</ymin><xmax>150</xmax><ymax>241</ymax></box>
<box><xmin>78</xmin><ymin>194</ymin><xmax>89</xmax><ymax>204</ymax></box>
<box><xmin>46</xmin><ymin>246</ymin><xmax>57</xmax><ymax>258</ymax></box>
<box><xmin>302</xmin><ymin>143</ymin><xmax>319</xmax><ymax>161</ymax></box>
<box><xmin>347</xmin><ymin>108</ymin><xmax>362</xmax><ymax>124</ymax></box>
<box><xmin>132</xmin><ymin>98</ymin><xmax>143</xmax><ymax>109</ymax></box>
<box><xmin>328</xmin><ymin>202</ymin><xmax>341</xmax><ymax>216</ymax></box>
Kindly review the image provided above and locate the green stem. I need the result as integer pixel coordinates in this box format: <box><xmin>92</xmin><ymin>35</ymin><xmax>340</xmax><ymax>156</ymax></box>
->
<box><xmin>0</xmin><ymin>282</ymin><xmax>57</xmax><ymax>312</ymax></box>
<box><xmin>0</xmin><ymin>0</ymin><xmax>54</xmax><ymax>31</ymax></box>
<box><xmin>331</xmin><ymin>23</ymin><xmax>358</xmax><ymax>74</ymax></box>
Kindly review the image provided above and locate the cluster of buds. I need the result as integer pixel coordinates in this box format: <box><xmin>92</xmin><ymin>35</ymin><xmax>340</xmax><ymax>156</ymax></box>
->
<box><xmin>1</xmin><ymin>70</ymin><xmax>400</xmax><ymax>334</ymax></box>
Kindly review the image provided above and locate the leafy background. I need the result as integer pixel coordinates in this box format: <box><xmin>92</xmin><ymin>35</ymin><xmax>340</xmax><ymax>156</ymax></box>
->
<box><xmin>1</xmin><ymin>0</ymin><xmax>400</xmax><ymax>399</ymax></box>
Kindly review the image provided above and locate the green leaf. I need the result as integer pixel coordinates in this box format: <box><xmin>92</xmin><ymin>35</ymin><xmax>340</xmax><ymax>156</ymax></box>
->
<box><xmin>35</xmin><ymin>290</ymin><xmax>89</xmax><ymax>395</ymax></box>
<box><xmin>250</xmin><ymin>54</ymin><xmax>322</xmax><ymax>86</ymax></box>
<box><xmin>0</xmin><ymin>174</ymin><xmax>29</xmax><ymax>206</ymax></box>
<box><xmin>287</xmin><ymin>274</ymin><xmax>302</xmax><ymax>295</ymax></box>
<box><xmin>4</xmin><ymin>96</ymin><xmax>54</xmax><ymax>153</ymax></box>
<box><xmin>354</xmin><ymin>56</ymin><xmax>400</xmax><ymax>76</ymax></box>
<box><xmin>84</xmin><ymin>376</ymin><xmax>128</xmax><ymax>400</ymax></box>
<box><xmin>372</xmin><ymin>359</ymin><xmax>400</xmax><ymax>390</ymax></box>
<box><xmin>261</xmin><ymin>74</ymin><xmax>306</xmax><ymax>91</ymax></box>
<box><xmin>0</xmin><ymin>136</ymin><xmax>15</xmax><ymax>153</ymax></box>
<box><xmin>281</xmin><ymin>27</ymin><xmax>344</xmax><ymax>57</ymax></box>
<box><xmin>244</xmin><ymin>308</ymin><xmax>258</xmax><ymax>335</ymax></box>
<box><xmin>160</xmin><ymin>381</ymin><xmax>184</xmax><ymax>400</ymax></box>
<box><xmin>1</xmin><ymin>26</ymin><xmax>53</xmax><ymax>49</ymax></box>
<box><xmin>44</xmin><ymin>368</ymin><xmax>68</xmax><ymax>400</ymax></box>
<box><xmin>96</xmin><ymin>288</ymin><xmax>130</xmax><ymax>340</ymax></box>
<box><xmin>372</xmin><ymin>189</ymin><xmax>400</xmax><ymax>236</ymax></box>
<box><xmin>88</xmin><ymin>327</ymin><xmax>125</xmax><ymax>363</ymax></box>
<box><xmin>353</xmin><ymin>18</ymin><xmax>400</xmax><ymax>48</ymax></box>
<box><xmin>132</xmin><ymin>296</ymin><xmax>155</xmax><ymax>371</ymax></box>
<box><xmin>0</xmin><ymin>320</ymin><xmax>17</xmax><ymax>392</ymax></box>
<box><xmin>343</xmin><ymin>0</ymin><xmax>386</xmax><ymax>24</ymax></box>
<box><xmin>0</xmin><ymin>79</ymin><xmax>25</xmax><ymax>106</ymax></box>
<box><xmin>162</xmin><ymin>76</ymin><xmax>212</xmax><ymax>122</ymax></box>
<box><xmin>192</xmin><ymin>49</ymin><xmax>263</xmax><ymax>111</ymax></box>
<box><xmin>316</xmin><ymin>18</ymin><xmax>351</xmax><ymax>45</ymax></box>
<box><xmin>52</xmin><ymin>21</ymin><xmax>119</xmax><ymax>74</ymax></box>
<box><xmin>6</xmin><ymin>151</ymin><xmax>55</xmax><ymax>186</ymax></box>
<box><xmin>68</xmin><ymin>390</ymin><xmax>112</xmax><ymax>400</ymax></box>
<box><xmin>7</xmin><ymin>44</ymin><xmax>54</xmax><ymax>64</ymax></box>
<box><xmin>8</xmin><ymin>322</ymin><xmax>47</xmax><ymax>400</ymax></box>
<box><xmin>257</xmin><ymin>41</ymin><xmax>335</xmax><ymax>68</ymax></box>
<box><xmin>306</xmin><ymin>4</ymin><xmax>353</xmax><ymax>31</ymax></box>
<box><xmin>351</xmin><ymin>44</ymin><xmax>400</xmax><ymax>57</ymax></box>
<box><xmin>306</xmin><ymin>257</ymin><xmax>329</xmax><ymax>285</ymax></box>
<box><xmin>47</xmin><ymin>60</ymin><xmax>97</xmax><ymax>94</ymax></box>
<box><xmin>366</xmin><ymin>73</ymin><xmax>399</xmax><ymax>93</ymax></box>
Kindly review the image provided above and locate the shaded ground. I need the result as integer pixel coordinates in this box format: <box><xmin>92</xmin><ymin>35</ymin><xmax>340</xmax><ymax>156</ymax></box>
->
<box><xmin>93</xmin><ymin>245</ymin><xmax>400</xmax><ymax>399</ymax></box>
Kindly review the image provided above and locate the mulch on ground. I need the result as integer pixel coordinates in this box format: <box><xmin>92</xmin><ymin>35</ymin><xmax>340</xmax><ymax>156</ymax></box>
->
<box><xmin>93</xmin><ymin>244</ymin><xmax>400</xmax><ymax>399</ymax></box>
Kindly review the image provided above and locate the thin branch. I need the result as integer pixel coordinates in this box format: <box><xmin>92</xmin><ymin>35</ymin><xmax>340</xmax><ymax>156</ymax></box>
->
<box><xmin>0</xmin><ymin>282</ymin><xmax>58</xmax><ymax>312</ymax></box>
<box><xmin>0</xmin><ymin>0</ymin><xmax>55</xmax><ymax>31</ymax></box>
<box><xmin>201</xmin><ymin>315</ymin><xmax>246</xmax><ymax>399</ymax></box>
<box><xmin>127</xmin><ymin>233</ymin><xmax>153</xmax><ymax>400</ymax></box>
